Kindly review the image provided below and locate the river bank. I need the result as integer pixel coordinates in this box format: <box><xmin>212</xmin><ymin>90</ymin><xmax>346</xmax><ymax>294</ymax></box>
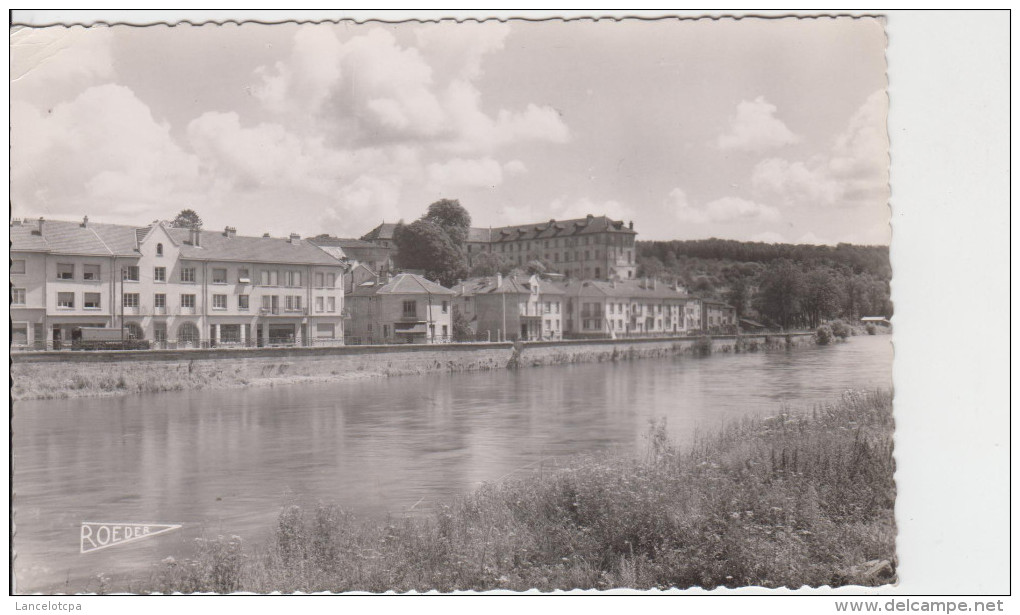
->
<box><xmin>141</xmin><ymin>388</ymin><xmax>895</xmax><ymax>593</ymax></box>
<box><xmin>11</xmin><ymin>333</ymin><xmax>815</xmax><ymax>401</ymax></box>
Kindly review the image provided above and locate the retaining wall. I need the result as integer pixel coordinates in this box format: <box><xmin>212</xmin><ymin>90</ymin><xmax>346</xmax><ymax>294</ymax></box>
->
<box><xmin>11</xmin><ymin>333</ymin><xmax>815</xmax><ymax>401</ymax></box>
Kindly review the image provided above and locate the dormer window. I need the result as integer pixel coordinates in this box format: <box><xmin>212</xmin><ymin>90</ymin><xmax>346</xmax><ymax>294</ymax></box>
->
<box><xmin>156</xmin><ymin>243</ymin><xmax>164</xmax><ymax>257</ymax></box>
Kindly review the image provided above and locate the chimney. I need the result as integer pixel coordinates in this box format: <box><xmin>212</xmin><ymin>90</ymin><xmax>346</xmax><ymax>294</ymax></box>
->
<box><xmin>81</xmin><ymin>215</ymin><xmax>89</xmax><ymax>228</ymax></box>
<box><xmin>289</xmin><ymin>233</ymin><xmax>301</xmax><ymax>244</ymax></box>
<box><xmin>378</xmin><ymin>270</ymin><xmax>389</xmax><ymax>285</ymax></box>
<box><xmin>263</xmin><ymin>232</ymin><xmax>271</xmax><ymax>238</ymax></box>
<box><xmin>189</xmin><ymin>228</ymin><xmax>202</xmax><ymax>247</ymax></box>
<box><xmin>628</xmin><ymin>220</ymin><xmax>634</xmax><ymax>230</ymax></box>
<box><xmin>224</xmin><ymin>226</ymin><xmax>236</xmax><ymax>238</ymax></box>
<box><xmin>36</xmin><ymin>217</ymin><xmax>45</xmax><ymax>236</ymax></box>
<box><xmin>586</xmin><ymin>213</ymin><xmax>594</xmax><ymax>223</ymax></box>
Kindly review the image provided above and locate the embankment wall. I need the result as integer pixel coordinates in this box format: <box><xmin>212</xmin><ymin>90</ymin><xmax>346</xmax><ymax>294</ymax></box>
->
<box><xmin>11</xmin><ymin>333</ymin><xmax>815</xmax><ymax>401</ymax></box>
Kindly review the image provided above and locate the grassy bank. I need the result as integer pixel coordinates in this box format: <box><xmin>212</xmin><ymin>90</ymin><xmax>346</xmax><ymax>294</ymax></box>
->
<box><xmin>144</xmin><ymin>389</ymin><xmax>895</xmax><ymax>593</ymax></box>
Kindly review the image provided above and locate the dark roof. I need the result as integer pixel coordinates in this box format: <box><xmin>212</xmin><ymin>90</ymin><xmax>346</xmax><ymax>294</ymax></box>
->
<box><xmin>361</xmin><ymin>222</ymin><xmax>400</xmax><ymax>242</ymax></box>
<box><xmin>11</xmin><ymin>218</ymin><xmax>346</xmax><ymax>266</ymax></box>
<box><xmin>484</xmin><ymin>214</ymin><xmax>635</xmax><ymax>243</ymax></box>
<box><xmin>456</xmin><ymin>275</ymin><xmax>565</xmax><ymax>297</ymax></box>
<box><xmin>351</xmin><ymin>272</ymin><xmax>455</xmax><ymax>297</ymax></box>
<box><xmin>466</xmin><ymin>228</ymin><xmax>491</xmax><ymax>243</ymax></box>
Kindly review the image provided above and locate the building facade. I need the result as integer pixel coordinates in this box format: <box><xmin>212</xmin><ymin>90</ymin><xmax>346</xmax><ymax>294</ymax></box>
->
<box><xmin>561</xmin><ymin>278</ymin><xmax>695</xmax><ymax>338</ymax></box>
<box><xmin>454</xmin><ymin>274</ymin><xmax>564</xmax><ymax>342</ymax></box>
<box><xmin>346</xmin><ymin>272</ymin><xmax>455</xmax><ymax>344</ymax></box>
<box><xmin>362</xmin><ymin>213</ymin><xmax>638</xmax><ymax>281</ymax></box>
<box><xmin>10</xmin><ymin>217</ymin><xmax>349</xmax><ymax>349</ymax></box>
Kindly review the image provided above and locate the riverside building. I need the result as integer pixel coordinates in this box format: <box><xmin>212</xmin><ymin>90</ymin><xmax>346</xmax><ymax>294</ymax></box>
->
<box><xmin>10</xmin><ymin>217</ymin><xmax>349</xmax><ymax>349</ymax></box>
<box><xmin>362</xmin><ymin>213</ymin><xmax>638</xmax><ymax>281</ymax></box>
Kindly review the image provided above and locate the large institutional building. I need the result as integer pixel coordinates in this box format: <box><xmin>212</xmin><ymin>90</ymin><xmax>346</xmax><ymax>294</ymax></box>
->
<box><xmin>10</xmin><ymin>217</ymin><xmax>349</xmax><ymax>349</ymax></box>
<box><xmin>362</xmin><ymin>213</ymin><xmax>638</xmax><ymax>281</ymax></box>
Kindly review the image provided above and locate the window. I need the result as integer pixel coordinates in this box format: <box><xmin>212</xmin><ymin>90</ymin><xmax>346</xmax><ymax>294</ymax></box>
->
<box><xmin>238</xmin><ymin>295</ymin><xmax>249</xmax><ymax>310</ymax></box>
<box><xmin>442</xmin><ymin>325</ymin><xmax>448</xmax><ymax>337</ymax></box>
<box><xmin>441</xmin><ymin>301</ymin><xmax>448</xmax><ymax>314</ymax></box>
<box><xmin>213</xmin><ymin>294</ymin><xmax>227</xmax><ymax>310</ymax></box>
<box><xmin>315</xmin><ymin>296</ymin><xmax>324</xmax><ymax>313</ymax></box>
<box><xmin>260</xmin><ymin>270</ymin><xmax>279</xmax><ymax>286</ymax></box>
<box><xmin>181</xmin><ymin>294</ymin><xmax>196</xmax><ymax>308</ymax></box>
<box><xmin>123</xmin><ymin>266</ymin><xmax>140</xmax><ymax>282</ymax></box>
<box><xmin>220</xmin><ymin>325</ymin><xmax>241</xmax><ymax>344</ymax></box>
<box><xmin>383</xmin><ymin>324</ymin><xmax>390</xmax><ymax>338</ymax></box>
<box><xmin>327</xmin><ymin>297</ymin><xmax>336</xmax><ymax>313</ymax></box>
<box><xmin>316</xmin><ymin>323</ymin><xmax>335</xmax><ymax>339</ymax></box>
<box><xmin>154</xmin><ymin>294</ymin><xmax>166</xmax><ymax>309</ymax></box>
<box><xmin>326</xmin><ymin>273</ymin><xmax>336</xmax><ymax>287</ymax></box>
<box><xmin>544</xmin><ymin>301</ymin><xmax>551</xmax><ymax>314</ymax></box>
<box><xmin>238</xmin><ymin>268</ymin><xmax>251</xmax><ymax>284</ymax></box>
<box><xmin>12</xmin><ymin>289</ymin><xmax>26</xmax><ymax>305</ymax></box>
<box><xmin>83</xmin><ymin>264</ymin><xmax>101</xmax><ymax>281</ymax></box>
<box><xmin>181</xmin><ymin>267</ymin><xmax>196</xmax><ymax>283</ymax></box>
<box><xmin>555</xmin><ymin>302</ymin><xmax>560</xmax><ymax>314</ymax></box>
<box><xmin>156</xmin><ymin>243</ymin><xmax>164</xmax><ymax>257</ymax></box>
<box><xmin>402</xmin><ymin>300</ymin><xmax>416</xmax><ymax>318</ymax></box>
<box><xmin>212</xmin><ymin>268</ymin><xmax>227</xmax><ymax>284</ymax></box>
<box><xmin>123</xmin><ymin>293</ymin><xmax>140</xmax><ymax>308</ymax></box>
<box><xmin>57</xmin><ymin>263</ymin><xmax>74</xmax><ymax>280</ymax></box>
<box><xmin>84</xmin><ymin>293</ymin><xmax>101</xmax><ymax>309</ymax></box>
<box><xmin>316</xmin><ymin>272</ymin><xmax>324</xmax><ymax>287</ymax></box>
<box><xmin>12</xmin><ymin>324</ymin><xmax>28</xmax><ymax>345</ymax></box>
<box><xmin>286</xmin><ymin>295</ymin><xmax>302</xmax><ymax>311</ymax></box>
<box><xmin>154</xmin><ymin>266</ymin><xmax>166</xmax><ymax>282</ymax></box>
<box><xmin>57</xmin><ymin>292</ymin><xmax>74</xmax><ymax>308</ymax></box>
<box><xmin>11</xmin><ymin>260</ymin><xmax>26</xmax><ymax>274</ymax></box>
<box><xmin>286</xmin><ymin>271</ymin><xmax>302</xmax><ymax>287</ymax></box>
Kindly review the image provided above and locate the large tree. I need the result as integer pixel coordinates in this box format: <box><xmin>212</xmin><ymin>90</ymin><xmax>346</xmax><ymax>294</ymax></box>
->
<box><xmin>422</xmin><ymin>199</ymin><xmax>471</xmax><ymax>247</ymax></box>
<box><xmin>755</xmin><ymin>259</ymin><xmax>804</xmax><ymax>330</ymax></box>
<box><xmin>393</xmin><ymin>220</ymin><xmax>467</xmax><ymax>288</ymax></box>
<box><xmin>170</xmin><ymin>209</ymin><xmax>203</xmax><ymax>230</ymax></box>
<box><xmin>468</xmin><ymin>251</ymin><xmax>512</xmax><ymax>277</ymax></box>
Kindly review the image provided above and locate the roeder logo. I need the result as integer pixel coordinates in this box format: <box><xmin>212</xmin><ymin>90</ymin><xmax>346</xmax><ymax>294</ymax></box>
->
<box><xmin>80</xmin><ymin>522</ymin><xmax>182</xmax><ymax>554</ymax></box>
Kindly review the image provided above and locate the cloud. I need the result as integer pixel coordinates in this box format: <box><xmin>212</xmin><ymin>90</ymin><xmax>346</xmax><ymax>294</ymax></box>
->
<box><xmin>252</xmin><ymin>25</ymin><xmax>568</xmax><ymax>152</ymax></box>
<box><xmin>669</xmin><ymin>189</ymin><xmax>779</xmax><ymax>224</ymax></box>
<box><xmin>500</xmin><ymin>196</ymin><xmax>634</xmax><ymax>226</ymax></box>
<box><xmin>795</xmin><ymin>232</ymin><xmax>832</xmax><ymax>245</ymax></box>
<box><xmin>426</xmin><ymin>157</ymin><xmax>504</xmax><ymax>190</ymax></box>
<box><xmin>751</xmin><ymin>90</ymin><xmax>889</xmax><ymax>209</ymax></box>
<box><xmin>717</xmin><ymin>96</ymin><xmax>799</xmax><ymax>151</ymax></box>
<box><xmin>11</xmin><ymin>84</ymin><xmax>199</xmax><ymax>219</ymax></box>
<box><xmin>503</xmin><ymin>159</ymin><xmax>528</xmax><ymax>175</ymax></box>
<box><xmin>11</xmin><ymin>26</ymin><xmax>116</xmax><ymax>110</ymax></box>
<box><xmin>751</xmin><ymin>157</ymin><xmax>842</xmax><ymax>206</ymax></box>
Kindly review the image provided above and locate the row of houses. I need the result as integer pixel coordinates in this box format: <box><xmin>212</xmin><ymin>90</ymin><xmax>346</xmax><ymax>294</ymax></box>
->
<box><xmin>10</xmin><ymin>216</ymin><xmax>735</xmax><ymax>350</ymax></box>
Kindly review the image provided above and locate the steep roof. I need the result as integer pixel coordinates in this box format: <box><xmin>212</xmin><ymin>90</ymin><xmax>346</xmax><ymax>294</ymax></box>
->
<box><xmin>351</xmin><ymin>272</ymin><xmax>455</xmax><ymax>297</ymax></box>
<box><xmin>484</xmin><ymin>214</ymin><xmax>635</xmax><ymax>243</ymax></box>
<box><xmin>167</xmin><ymin>227</ymin><xmax>347</xmax><ymax>265</ymax></box>
<box><xmin>11</xmin><ymin>218</ymin><xmax>346</xmax><ymax>266</ymax></box>
<box><xmin>11</xmin><ymin>219</ymin><xmax>140</xmax><ymax>255</ymax></box>
<box><xmin>360</xmin><ymin>222</ymin><xmax>400</xmax><ymax>242</ymax></box>
<box><xmin>308</xmin><ymin>237</ymin><xmax>381</xmax><ymax>250</ymax></box>
<box><xmin>456</xmin><ymin>275</ymin><xmax>565</xmax><ymax>297</ymax></box>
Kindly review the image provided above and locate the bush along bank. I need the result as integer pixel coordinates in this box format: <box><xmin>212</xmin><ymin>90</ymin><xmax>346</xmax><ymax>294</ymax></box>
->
<box><xmin>147</xmin><ymin>389</ymin><xmax>896</xmax><ymax>593</ymax></box>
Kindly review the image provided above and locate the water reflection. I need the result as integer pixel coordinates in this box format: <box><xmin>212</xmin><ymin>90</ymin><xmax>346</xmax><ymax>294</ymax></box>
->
<box><xmin>13</xmin><ymin>336</ymin><xmax>892</xmax><ymax>592</ymax></box>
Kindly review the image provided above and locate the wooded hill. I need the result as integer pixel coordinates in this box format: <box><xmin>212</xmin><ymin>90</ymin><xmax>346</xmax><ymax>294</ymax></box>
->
<box><xmin>637</xmin><ymin>239</ymin><xmax>892</xmax><ymax>329</ymax></box>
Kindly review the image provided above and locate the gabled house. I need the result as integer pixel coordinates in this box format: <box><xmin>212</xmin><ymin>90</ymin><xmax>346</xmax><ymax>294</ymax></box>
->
<box><xmin>454</xmin><ymin>273</ymin><xmax>565</xmax><ymax>342</ymax></box>
<box><xmin>346</xmin><ymin>272</ymin><xmax>455</xmax><ymax>344</ymax></box>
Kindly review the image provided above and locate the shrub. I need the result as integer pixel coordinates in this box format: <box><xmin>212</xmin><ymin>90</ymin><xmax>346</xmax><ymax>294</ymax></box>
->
<box><xmin>830</xmin><ymin>320</ymin><xmax>851</xmax><ymax>340</ymax></box>
<box><xmin>866</xmin><ymin>324</ymin><xmax>877</xmax><ymax>335</ymax></box>
<box><xmin>815</xmin><ymin>325</ymin><xmax>834</xmax><ymax>345</ymax></box>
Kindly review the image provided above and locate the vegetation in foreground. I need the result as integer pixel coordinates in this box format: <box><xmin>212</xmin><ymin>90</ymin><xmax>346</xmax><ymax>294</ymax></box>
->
<box><xmin>149</xmin><ymin>390</ymin><xmax>895</xmax><ymax>593</ymax></box>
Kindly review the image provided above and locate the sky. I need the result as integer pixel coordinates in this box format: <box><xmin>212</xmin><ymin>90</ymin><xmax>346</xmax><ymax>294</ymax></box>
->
<box><xmin>10</xmin><ymin>17</ymin><xmax>890</xmax><ymax>244</ymax></box>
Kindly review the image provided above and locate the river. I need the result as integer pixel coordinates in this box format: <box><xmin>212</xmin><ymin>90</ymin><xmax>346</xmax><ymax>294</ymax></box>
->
<box><xmin>12</xmin><ymin>335</ymin><xmax>892</xmax><ymax>593</ymax></box>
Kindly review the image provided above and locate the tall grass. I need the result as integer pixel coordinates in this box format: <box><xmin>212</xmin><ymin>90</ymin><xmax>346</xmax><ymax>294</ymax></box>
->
<box><xmin>150</xmin><ymin>390</ymin><xmax>895</xmax><ymax>593</ymax></box>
